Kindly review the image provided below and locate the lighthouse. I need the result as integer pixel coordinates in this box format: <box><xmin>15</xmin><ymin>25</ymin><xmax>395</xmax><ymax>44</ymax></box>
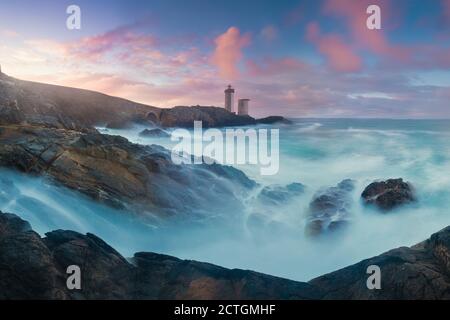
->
<box><xmin>224</xmin><ymin>85</ymin><xmax>235</xmax><ymax>113</ymax></box>
<box><xmin>238</xmin><ymin>99</ymin><xmax>250</xmax><ymax>116</ymax></box>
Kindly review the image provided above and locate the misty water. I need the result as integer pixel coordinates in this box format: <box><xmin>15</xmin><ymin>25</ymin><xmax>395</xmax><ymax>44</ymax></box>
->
<box><xmin>2</xmin><ymin>118</ymin><xmax>450</xmax><ymax>281</ymax></box>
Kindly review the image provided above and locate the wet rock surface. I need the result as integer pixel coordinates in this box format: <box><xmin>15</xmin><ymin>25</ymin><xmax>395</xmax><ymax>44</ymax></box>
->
<box><xmin>139</xmin><ymin>128</ymin><xmax>170</xmax><ymax>138</ymax></box>
<box><xmin>361</xmin><ymin>178</ymin><xmax>416</xmax><ymax>211</ymax></box>
<box><xmin>258</xmin><ymin>183</ymin><xmax>305</xmax><ymax>205</ymax></box>
<box><xmin>310</xmin><ymin>226</ymin><xmax>450</xmax><ymax>299</ymax></box>
<box><xmin>0</xmin><ymin>211</ymin><xmax>319</xmax><ymax>300</ymax></box>
<box><xmin>0</xmin><ymin>125</ymin><xmax>255</xmax><ymax>221</ymax></box>
<box><xmin>2</xmin><ymin>210</ymin><xmax>450</xmax><ymax>299</ymax></box>
<box><xmin>305</xmin><ymin>179</ymin><xmax>355</xmax><ymax>236</ymax></box>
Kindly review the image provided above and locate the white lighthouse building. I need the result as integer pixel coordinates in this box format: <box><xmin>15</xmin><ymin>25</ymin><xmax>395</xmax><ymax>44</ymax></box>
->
<box><xmin>238</xmin><ymin>99</ymin><xmax>250</xmax><ymax>116</ymax></box>
<box><xmin>224</xmin><ymin>85</ymin><xmax>235</xmax><ymax>113</ymax></box>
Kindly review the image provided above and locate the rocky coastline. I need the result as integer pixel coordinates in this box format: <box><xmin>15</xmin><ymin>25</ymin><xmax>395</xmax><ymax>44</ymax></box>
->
<box><xmin>1</xmin><ymin>210</ymin><xmax>450</xmax><ymax>299</ymax></box>
<box><xmin>1</xmin><ymin>71</ymin><xmax>450</xmax><ymax>300</ymax></box>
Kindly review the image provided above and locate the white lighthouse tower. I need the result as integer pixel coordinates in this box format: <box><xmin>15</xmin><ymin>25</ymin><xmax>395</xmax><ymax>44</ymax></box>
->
<box><xmin>224</xmin><ymin>85</ymin><xmax>235</xmax><ymax>113</ymax></box>
<box><xmin>238</xmin><ymin>99</ymin><xmax>250</xmax><ymax>116</ymax></box>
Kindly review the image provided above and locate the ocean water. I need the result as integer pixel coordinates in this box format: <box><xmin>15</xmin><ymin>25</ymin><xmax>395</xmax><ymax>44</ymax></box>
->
<box><xmin>2</xmin><ymin>118</ymin><xmax>450</xmax><ymax>281</ymax></box>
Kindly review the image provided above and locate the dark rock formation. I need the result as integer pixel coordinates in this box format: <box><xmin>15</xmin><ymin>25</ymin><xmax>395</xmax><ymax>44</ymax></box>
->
<box><xmin>0</xmin><ymin>211</ymin><xmax>319</xmax><ymax>300</ymax></box>
<box><xmin>3</xmin><ymin>210</ymin><xmax>450</xmax><ymax>300</ymax></box>
<box><xmin>0</xmin><ymin>100</ymin><xmax>24</xmax><ymax>125</ymax></box>
<box><xmin>258</xmin><ymin>183</ymin><xmax>305</xmax><ymax>205</ymax></box>
<box><xmin>0</xmin><ymin>72</ymin><xmax>160</xmax><ymax>130</ymax></box>
<box><xmin>159</xmin><ymin>106</ymin><xmax>257</xmax><ymax>128</ymax></box>
<box><xmin>158</xmin><ymin>106</ymin><xmax>290</xmax><ymax>128</ymax></box>
<box><xmin>310</xmin><ymin>226</ymin><xmax>450</xmax><ymax>299</ymax></box>
<box><xmin>361</xmin><ymin>178</ymin><xmax>416</xmax><ymax>211</ymax></box>
<box><xmin>305</xmin><ymin>179</ymin><xmax>355</xmax><ymax>236</ymax></box>
<box><xmin>139</xmin><ymin>128</ymin><xmax>170</xmax><ymax>138</ymax></box>
<box><xmin>256</xmin><ymin>116</ymin><xmax>292</xmax><ymax>125</ymax></box>
<box><xmin>1</xmin><ymin>72</ymin><xmax>289</xmax><ymax>130</ymax></box>
<box><xmin>0</xmin><ymin>124</ymin><xmax>256</xmax><ymax>221</ymax></box>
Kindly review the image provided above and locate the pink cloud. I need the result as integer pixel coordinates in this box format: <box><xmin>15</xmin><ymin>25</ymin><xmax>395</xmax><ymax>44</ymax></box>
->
<box><xmin>211</xmin><ymin>27</ymin><xmax>251</xmax><ymax>80</ymax></box>
<box><xmin>323</xmin><ymin>0</ymin><xmax>407</xmax><ymax>60</ymax></box>
<box><xmin>306</xmin><ymin>22</ymin><xmax>362</xmax><ymax>73</ymax></box>
<box><xmin>67</xmin><ymin>26</ymin><xmax>157</xmax><ymax>61</ymax></box>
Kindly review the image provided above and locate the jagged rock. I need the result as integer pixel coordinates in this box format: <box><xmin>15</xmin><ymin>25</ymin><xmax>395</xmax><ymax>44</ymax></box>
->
<box><xmin>305</xmin><ymin>179</ymin><xmax>355</xmax><ymax>236</ymax></box>
<box><xmin>361</xmin><ymin>178</ymin><xmax>416</xmax><ymax>211</ymax></box>
<box><xmin>139</xmin><ymin>128</ymin><xmax>170</xmax><ymax>138</ymax></box>
<box><xmin>310</xmin><ymin>226</ymin><xmax>450</xmax><ymax>299</ymax></box>
<box><xmin>0</xmin><ymin>211</ymin><xmax>319</xmax><ymax>300</ymax></box>
<box><xmin>0</xmin><ymin>100</ymin><xmax>24</xmax><ymax>125</ymax></box>
<box><xmin>0</xmin><ymin>125</ymin><xmax>256</xmax><ymax>221</ymax></box>
<box><xmin>2</xmin><ymin>210</ymin><xmax>450</xmax><ymax>299</ymax></box>
<box><xmin>258</xmin><ymin>183</ymin><xmax>305</xmax><ymax>205</ymax></box>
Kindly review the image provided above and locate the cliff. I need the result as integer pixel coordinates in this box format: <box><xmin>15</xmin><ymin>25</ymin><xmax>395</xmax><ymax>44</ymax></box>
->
<box><xmin>0</xmin><ymin>72</ymin><xmax>288</xmax><ymax>130</ymax></box>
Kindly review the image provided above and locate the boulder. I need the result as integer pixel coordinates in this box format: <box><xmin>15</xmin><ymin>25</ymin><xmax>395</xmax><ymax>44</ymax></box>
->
<box><xmin>139</xmin><ymin>128</ymin><xmax>170</xmax><ymax>138</ymax></box>
<box><xmin>305</xmin><ymin>179</ymin><xmax>355</xmax><ymax>237</ymax></box>
<box><xmin>361</xmin><ymin>178</ymin><xmax>416</xmax><ymax>211</ymax></box>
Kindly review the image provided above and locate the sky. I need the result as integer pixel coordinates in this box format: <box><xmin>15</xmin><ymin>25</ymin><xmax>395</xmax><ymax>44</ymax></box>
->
<box><xmin>0</xmin><ymin>0</ymin><xmax>450</xmax><ymax>118</ymax></box>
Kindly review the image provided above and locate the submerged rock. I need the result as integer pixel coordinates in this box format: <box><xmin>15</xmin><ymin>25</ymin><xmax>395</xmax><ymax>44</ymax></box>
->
<box><xmin>258</xmin><ymin>183</ymin><xmax>305</xmax><ymax>205</ymax></box>
<box><xmin>361</xmin><ymin>178</ymin><xmax>416</xmax><ymax>211</ymax></box>
<box><xmin>305</xmin><ymin>179</ymin><xmax>355</xmax><ymax>237</ymax></box>
<box><xmin>139</xmin><ymin>128</ymin><xmax>170</xmax><ymax>138</ymax></box>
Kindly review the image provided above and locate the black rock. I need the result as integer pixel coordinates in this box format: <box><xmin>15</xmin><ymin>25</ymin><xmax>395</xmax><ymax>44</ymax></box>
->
<box><xmin>305</xmin><ymin>179</ymin><xmax>355</xmax><ymax>236</ymax></box>
<box><xmin>0</xmin><ymin>211</ymin><xmax>320</xmax><ymax>300</ymax></box>
<box><xmin>256</xmin><ymin>116</ymin><xmax>292</xmax><ymax>125</ymax></box>
<box><xmin>139</xmin><ymin>128</ymin><xmax>170</xmax><ymax>138</ymax></box>
<box><xmin>361</xmin><ymin>178</ymin><xmax>416</xmax><ymax>211</ymax></box>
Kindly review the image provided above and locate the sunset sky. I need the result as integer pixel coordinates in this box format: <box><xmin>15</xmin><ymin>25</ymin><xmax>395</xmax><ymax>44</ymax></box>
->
<box><xmin>1</xmin><ymin>0</ymin><xmax>450</xmax><ymax>118</ymax></box>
